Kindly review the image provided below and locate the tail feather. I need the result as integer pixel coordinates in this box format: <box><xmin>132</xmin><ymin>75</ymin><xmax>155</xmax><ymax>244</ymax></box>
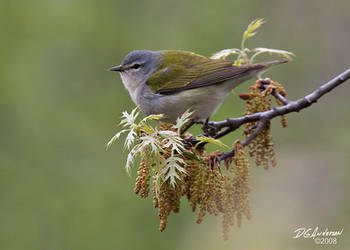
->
<box><xmin>245</xmin><ymin>59</ymin><xmax>289</xmax><ymax>77</ymax></box>
<box><xmin>258</xmin><ymin>59</ymin><xmax>289</xmax><ymax>67</ymax></box>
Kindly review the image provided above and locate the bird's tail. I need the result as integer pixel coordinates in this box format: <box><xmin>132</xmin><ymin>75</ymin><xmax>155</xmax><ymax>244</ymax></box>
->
<box><xmin>258</xmin><ymin>59</ymin><xmax>289</xmax><ymax>67</ymax></box>
<box><xmin>238</xmin><ymin>58</ymin><xmax>289</xmax><ymax>72</ymax></box>
<box><xmin>245</xmin><ymin>59</ymin><xmax>289</xmax><ymax>77</ymax></box>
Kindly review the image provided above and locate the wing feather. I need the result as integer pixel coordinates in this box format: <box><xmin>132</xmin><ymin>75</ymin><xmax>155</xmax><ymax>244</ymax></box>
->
<box><xmin>146</xmin><ymin>50</ymin><xmax>284</xmax><ymax>95</ymax></box>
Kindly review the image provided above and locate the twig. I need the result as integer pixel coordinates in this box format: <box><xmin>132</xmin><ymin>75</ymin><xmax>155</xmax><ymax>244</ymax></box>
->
<box><xmin>186</xmin><ymin>68</ymin><xmax>350</xmax><ymax>162</ymax></box>
<box><xmin>217</xmin><ymin>118</ymin><xmax>268</xmax><ymax>161</ymax></box>
<box><xmin>271</xmin><ymin>90</ymin><xmax>290</xmax><ymax>105</ymax></box>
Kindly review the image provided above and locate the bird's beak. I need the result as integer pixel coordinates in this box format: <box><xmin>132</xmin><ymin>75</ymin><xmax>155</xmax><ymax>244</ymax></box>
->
<box><xmin>108</xmin><ymin>65</ymin><xmax>124</xmax><ymax>72</ymax></box>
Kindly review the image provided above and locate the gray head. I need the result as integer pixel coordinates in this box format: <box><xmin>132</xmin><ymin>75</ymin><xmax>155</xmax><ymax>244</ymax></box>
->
<box><xmin>108</xmin><ymin>50</ymin><xmax>161</xmax><ymax>91</ymax></box>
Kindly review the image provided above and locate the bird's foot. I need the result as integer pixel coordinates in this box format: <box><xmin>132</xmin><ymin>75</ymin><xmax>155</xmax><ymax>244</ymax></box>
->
<box><xmin>201</xmin><ymin>118</ymin><xmax>217</xmax><ymax>137</ymax></box>
<box><xmin>180</xmin><ymin>120</ymin><xmax>195</xmax><ymax>135</ymax></box>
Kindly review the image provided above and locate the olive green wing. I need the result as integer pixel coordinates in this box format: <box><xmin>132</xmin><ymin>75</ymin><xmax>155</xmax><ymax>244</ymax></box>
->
<box><xmin>146</xmin><ymin>50</ymin><xmax>268</xmax><ymax>95</ymax></box>
<box><xmin>167</xmin><ymin>63</ymin><xmax>268</xmax><ymax>94</ymax></box>
<box><xmin>146</xmin><ymin>50</ymin><xmax>236</xmax><ymax>93</ymax></box>
<box><xmin>146</xmin><ymin>50</ymin><xmax>288</xmax><ymax>95</ymax></box>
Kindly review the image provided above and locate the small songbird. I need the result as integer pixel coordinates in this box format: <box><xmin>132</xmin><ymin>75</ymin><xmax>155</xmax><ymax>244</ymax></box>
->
<box><xmin>109</xmin><ymin>50</ymin><xmax>287</xmax><ymax>124</ymax></box>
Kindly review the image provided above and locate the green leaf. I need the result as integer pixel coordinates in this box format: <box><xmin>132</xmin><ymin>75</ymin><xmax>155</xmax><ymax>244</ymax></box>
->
<box><xmin>139</xmin><ymin>121</ymin><xmax>156</xmax><ymax>134</ymax></box>
<box><xmin>183</xmin><ymin>151</ymin><xmax>200</xmax><ymax>161</ymax></box>
<box><xmin>210</xmin><ymin>48</ymin><xmax>241</xmax><ymax>60</ymax></box>
<box><xmin>251</xmin><ymin>47</ymin><xmax>295</xmax><ymax>62</ymax></box>
<box><xmin>141</xmin><ymin>114</ymin><xmax>164</xmax><ymax>122</ymax></box>
<box><xmin>233</xmin><ymin>58</ymin><xmax>246</xmax><ymax>66</ymax></box>
<box><xmin>243</xmin><ymin>18</ymin><xmax>265</xmax><ymax>39</ymax></box>
<box><xmin>195</xmin><ymin>136</ymin><xmax>229</xmax><ymax>149</ymax></box>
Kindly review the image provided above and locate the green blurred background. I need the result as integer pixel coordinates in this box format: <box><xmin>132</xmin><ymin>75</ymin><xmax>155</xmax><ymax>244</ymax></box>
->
<box><xmin>1</xmin><ymin>0</ymin><xmax>349</xmax><ymax>249</ymax></box>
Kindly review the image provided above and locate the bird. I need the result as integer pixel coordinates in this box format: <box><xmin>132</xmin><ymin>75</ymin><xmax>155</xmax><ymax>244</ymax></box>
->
<box><xmin>108</xmin><ymin>50</ymin><xmax>287</xmax><ymax>124</ymax></box>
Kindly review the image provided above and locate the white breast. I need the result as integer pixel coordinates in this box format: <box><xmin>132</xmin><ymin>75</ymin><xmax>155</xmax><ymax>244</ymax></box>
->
<box><xmin>120</xmin><ymin>73</ymin><xmax>141</xmax><ymax>104</ymax></box>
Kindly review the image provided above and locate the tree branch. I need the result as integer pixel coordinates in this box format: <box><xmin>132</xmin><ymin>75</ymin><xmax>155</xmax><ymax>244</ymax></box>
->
<box><xmin>185</xmin><ymin>68</ymin><xmax>350</xmax><ymax>162</ymax></box>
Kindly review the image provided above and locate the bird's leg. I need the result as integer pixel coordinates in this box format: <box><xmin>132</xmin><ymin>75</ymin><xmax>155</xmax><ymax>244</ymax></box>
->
<box><xmin>201</xmin><ymin>118</ymin><xmax>210</xmax><ymax>133</ymax></box>
<box><xmin>180</xmin><ymin>120</ymin><xmax>195</xmax><ymax>135</ymax></box>
<box><xmin>181</xmin><ymin>118</ymin><xmax>218</xmax><ymax>137</ymax></box>
<box><xmin>202</xmin><ymin>118</ymin><xmax>217</xmax><ymax>137</ymax></box>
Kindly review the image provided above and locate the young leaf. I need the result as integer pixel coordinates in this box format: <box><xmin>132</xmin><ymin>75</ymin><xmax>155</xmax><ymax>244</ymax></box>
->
<box><xmin>120</xmin><ymin>108</ymin><xmax>139</xmax><ymax>127</ymax></box>
<box><xmin>173</xmin><ymin>109</ymin><xmax>194</xmax><ymax>134</ymax></box>
<box><xmin>234</xmin><ymin>58</ymin><xmax>247</xmax><ymax>66</ymax></box>
<box><xmin>158</xmin><ymin>130</ymin><xmax>178</xmax><ymax>138</ymax></box>
<box><xmin>195</xmin><ymin>136</ymin><xmax>229</xmax><ymax>149</ymax></box>
<box><xmin>124</xmin><ymin>128</ymin><xmax>136</xmax><ymax>149</ymax></box>
<box><xmin>158</xmin><ymin>130</ymin><xmax>186</xmax><ymax>154</ymax></box>
<box><xmin>125</xmin><ymin>148</ymin><xmax>136</xmax><ymax>176</ymax></box>
<box><xmin>211</xmin><ymin>48</ymin><xmax>241</xmax><ymax>60</ymax></box>
<box><xmin>141</xmin><ymin>114</ymin><xmax>164</xmax><ymax>122</ymax></box>
<box><xmin>243</xmin><ymin>18</ymin><xmax>265</xmax><ymax>40</ymax></box>
<box><xmin>251</xmin><ymin>47</ymin><xmax>295</xmax><ymax>62</ymax></box>
<box><xmin>162</xmin><ymin>155</ymin><xmax>187</xmax><ymax>188</ymax></box>
<box><xmin>106</xmin><ymin>129</ymin><xmax>130</xmax><ymax>150</ymax></box>
<box><xmin>139</xmin><ymin>135</ymin><xmax>161</xmax><ymax>153</ymax></box>
<box><xmin>163</xmin><ymin>137</ymin><xmax>186</xmax><ymax>154</ymax></box>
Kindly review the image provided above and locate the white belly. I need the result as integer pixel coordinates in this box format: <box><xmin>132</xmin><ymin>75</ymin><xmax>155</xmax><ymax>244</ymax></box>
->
<box><xmin>137</xmin><ymin>83</ymin><xmax>231</xmax><ymax>123</ymax></box>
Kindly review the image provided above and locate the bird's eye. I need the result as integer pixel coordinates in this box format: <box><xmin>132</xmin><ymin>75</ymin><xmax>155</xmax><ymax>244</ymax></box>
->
<box><xmin>132</xmin><ymin>64</ymin><xmax>141</xmax><ymax>69</ymax></box>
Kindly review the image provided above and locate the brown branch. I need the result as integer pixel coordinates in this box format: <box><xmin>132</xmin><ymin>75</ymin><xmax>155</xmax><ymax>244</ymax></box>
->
<box><xmin>185</xmin><ymin>68</ymin><xmax>350</xmax><ymax>162</ymax></box>
<box><xmin>217</xmin><ymin>118</ymin><xmax>268</xmax><ymax>161</ymax></box>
